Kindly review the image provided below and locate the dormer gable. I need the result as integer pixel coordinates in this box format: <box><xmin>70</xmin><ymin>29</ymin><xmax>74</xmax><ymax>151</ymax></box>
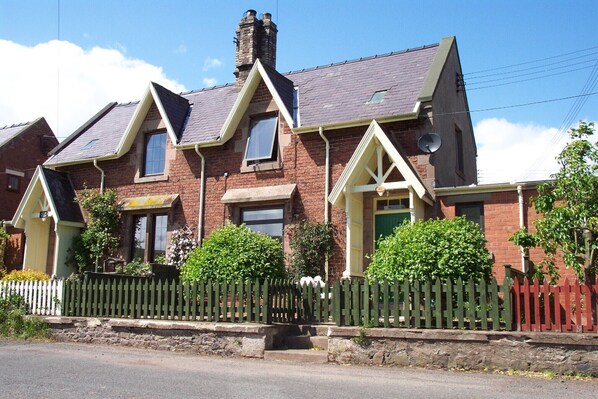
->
<box><xmin>216</xmin><ymin>59</ymin><xmax>295</xmax><ymax>146</ymax></box>
<box><xmin>116</xmin><ymin>82</ymin><xmax>190</xmax><ymax>156</ymax></box>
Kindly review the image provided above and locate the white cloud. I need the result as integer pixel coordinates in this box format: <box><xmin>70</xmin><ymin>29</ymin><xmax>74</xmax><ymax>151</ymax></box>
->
<box><xmin>173</xmin><ymin>43</ymin><xmax>187</xmax><ymax>55</ymax></box>
<box><xmin>202</xmin><ymin>57</ymin><xmax>222</xmax><ymax>72</ymax></box>
<box><xmin>202</xmin><ymin>77</ymin><xmax>217</xmax><ymax>87</ymax></box>
<box><xmin>0</xmin><ymin>39</ymin><xmax>186</xmax><ymax>139</ymax></box>
<box><xmin>474</xmin><ymin>118</ymin><xmax>564</xmax><ymax>184</ymax></box>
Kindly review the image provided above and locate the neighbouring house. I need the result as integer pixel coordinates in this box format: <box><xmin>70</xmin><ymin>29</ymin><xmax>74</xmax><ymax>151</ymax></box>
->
<box><xmin>1</xmin><ymin>117</ymin><xmax>58</xmax><ymax>271</ymax></box>
<box><xmin>11</xmin><ymin>10</ymin><xmax>563</xmax><ymax>280</ymax></box>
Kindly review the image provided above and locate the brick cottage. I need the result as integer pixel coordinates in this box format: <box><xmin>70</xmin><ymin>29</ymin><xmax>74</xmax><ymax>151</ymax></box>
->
<box><xmin>10</xmin><ymin>10</ymin><xmax>564</xmax><ymax>281</ymax></box>
<box><xmin>1</xmin><ymin>117</ymin><xmax>57</xmax><ymax>271</ymax></box>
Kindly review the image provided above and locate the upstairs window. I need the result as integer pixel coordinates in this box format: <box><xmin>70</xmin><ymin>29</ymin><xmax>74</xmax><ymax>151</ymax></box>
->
<box><xmin>7</xmin><ymin>174</ymin><xmax>21</xmax><ymax>192</ymax></box>
<box><xmin>245</xmin><ymin>115</ymin><xmax>278</xmax><ymax>163</ymax></box>
<box><xmin>144</xmin><ymin>131</ymin><xmax>166</xmax><ymax>176</ymax></box>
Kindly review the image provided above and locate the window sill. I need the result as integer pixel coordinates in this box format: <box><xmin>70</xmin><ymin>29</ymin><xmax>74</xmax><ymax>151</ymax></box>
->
<box><xmin>134</xmin><ymin>174</ymin><xmax>169</xmax><ymax>184</ymax></box>
<box><xmin>241</xmin><ymin>161</ymin><xmax>281</xmax><ymax>173</ymax></box>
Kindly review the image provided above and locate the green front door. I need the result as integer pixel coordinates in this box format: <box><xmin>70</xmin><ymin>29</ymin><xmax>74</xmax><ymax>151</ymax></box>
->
<box><xmin>374</xmin><ymin>213</ymin><xmax>410</xmax><ymax>247</ymax></box>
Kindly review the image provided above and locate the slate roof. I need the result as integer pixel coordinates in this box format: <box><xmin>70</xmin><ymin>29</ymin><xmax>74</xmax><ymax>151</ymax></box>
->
<box><xmin>0</xmin><ymin>121</ymin><xmax>32</xmax><ymax>149</ymax></box>
<box><xmin>41</xmin><ymin>167</ymin><xmax>84</xmax><ymax>223</ymax></box>
<box><xmin>151</xmin><ymin>82</ymin><xmax>190</xmax><ymax>140</ymax></box>
<box><xmin>46</xmin><ymin>42</ymin><xmax>441</xmax><ymax>165</ymax></box>
<box><xmin>48</xmin><ymin>103</ymin><xmax>137</xmax><ymax>164</ymax></box>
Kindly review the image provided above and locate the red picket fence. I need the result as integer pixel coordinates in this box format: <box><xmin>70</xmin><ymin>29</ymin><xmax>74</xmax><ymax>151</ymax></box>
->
<box><xmin>512</xmin><ymin>278</ymin><xmax>598</xmax><ymax>332</ymax></box>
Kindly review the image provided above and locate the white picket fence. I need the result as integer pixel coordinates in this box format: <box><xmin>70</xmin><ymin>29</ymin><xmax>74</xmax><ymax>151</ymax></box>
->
<box><xmin>0</xmin><ymin>280</ymin><xmax>63</xmax><ymax>316</ymax></box>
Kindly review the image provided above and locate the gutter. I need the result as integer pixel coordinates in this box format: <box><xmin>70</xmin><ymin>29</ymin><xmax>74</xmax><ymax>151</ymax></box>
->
<box><xmin>93</xmin><ymin>159</ymin><xmax>105</xmax><ymax>194</ymax></box>
<box><xmin>195</xmin><ymin>144</ymin><xmax>206</xmax><ymax>246</ymax></box>
<box><xmin>319</xmin><ymin>127</ymin><xmax>330</xmax><ymax>281</ymax></box>
<box><xmin>292</xmin><ymin>113</ymin><xmax>418</xmax><ymax>135</ymax></box>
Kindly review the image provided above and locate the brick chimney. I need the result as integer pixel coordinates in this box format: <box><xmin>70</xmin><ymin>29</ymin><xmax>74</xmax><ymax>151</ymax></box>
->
<box><xmin>234</xmin><ymin>10</ymin><xmax>277</xmax><ymax>87</ymax></box>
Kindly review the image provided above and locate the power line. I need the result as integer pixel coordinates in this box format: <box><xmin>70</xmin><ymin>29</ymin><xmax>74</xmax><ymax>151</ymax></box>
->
<box><xmin>464</xmin><ymin>45</ymin><xmax>598</xmax><ymax>76</ymax></box>
<box><xmin>466</xmin><ymin>65</ymin><xmax>595</xmax><ymax>91</ymax></box>
<box><xmin>466</xmin><ymin>51</ymin><xmax>598</xmax><ymax>80</ymax></box>
<box><xmin>434</xmin><ymin>91</ymin><xmax>598</xmax><ymax>116</ymax></box>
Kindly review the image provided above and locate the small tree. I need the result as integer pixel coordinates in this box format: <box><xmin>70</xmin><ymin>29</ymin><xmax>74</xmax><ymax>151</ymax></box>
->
<box><xmin>366</xmin><ymin>217</ymin><xmax>492</xmax><ymax>283</ymax></box>
<box><xmin>181</xmin><ymin>224</ymin><xmax>285</xmax><ymax>283</ymax></box>
<box><xmin>68</xmin><ymin>187</ymin><xmax>120</xmax><ymax>272</ymax></box>
<box><xmin>0</xmin><ymin>221</ymin><xmax>9</xmax><ymax>270</ymax></box>
<box><xmin>286</xmin><ymin>220</ymin><xmax>333</xmax><ymax>279</ymax></box>
<box><xmin>511</xmin><ymin>121</ymin><xmax>598</xmax><ymax>282</ymax></box>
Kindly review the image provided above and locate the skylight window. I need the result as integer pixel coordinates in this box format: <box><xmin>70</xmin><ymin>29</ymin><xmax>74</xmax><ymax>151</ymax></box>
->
<box><xmin>82</xmin><ymin>139</ymin><xmax>99</xmax><ymax>150</ymax></box>
<box><xmin>245</xmin><ymin>115</ymin><xmax>278</xmax><ymax>162</ymax></box>
<box><xmin>367</xmin><ymin>90</ymin><xmax>387</xmax><ymax>105</ymax></box>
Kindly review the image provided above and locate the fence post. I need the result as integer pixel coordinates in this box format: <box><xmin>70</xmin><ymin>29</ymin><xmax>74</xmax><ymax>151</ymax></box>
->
<box><xmin>263</xmin><ymin>279</ymin><xmax>270</xmax><ymax>324</ymax></box>
<box><xmin>503</xmin><ymin>274</ymin><xmax>513</xmax><ymax>331</ymax></box>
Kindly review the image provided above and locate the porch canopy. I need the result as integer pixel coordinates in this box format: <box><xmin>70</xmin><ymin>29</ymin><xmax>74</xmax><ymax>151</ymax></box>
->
<box><xmin>11</xmin><ymin>166</ymin><xmax>84</xmax><ymax>277</ymax></box>
<box><xmin>328</xmin><ymin>120</ymin><xmax>434</xmax><ymax>279</ymax></box>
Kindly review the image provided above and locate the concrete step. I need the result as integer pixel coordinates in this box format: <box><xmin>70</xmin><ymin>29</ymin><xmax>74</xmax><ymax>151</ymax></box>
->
<box><xmin>284</xmin><ymin>335</ymin><xmax>328</xmax><ymax>350</ymax></box>
<box><xmin>263</xmin><ymin>349</ymin><xmax>328</xmax><ymax>364</ymax></box>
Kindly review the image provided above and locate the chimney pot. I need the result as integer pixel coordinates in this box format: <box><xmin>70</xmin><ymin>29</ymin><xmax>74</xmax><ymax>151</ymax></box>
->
<box><xmin>234</xmin><ymin>10</ymin><xmax>277</xmax><ymax>88</ymax></box>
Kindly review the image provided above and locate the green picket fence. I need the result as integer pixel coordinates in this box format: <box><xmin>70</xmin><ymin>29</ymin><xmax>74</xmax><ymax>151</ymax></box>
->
<box><xmin>62</xmin><ymin>275</ymin><xmax>512</xmax><ymax>330</ymax></box>
<box><xmin>62</xmin><ymin>276</ymin><xmax>296</xmax><ymax>324</ymax></box>
<box><xmin>329</xmin><ymin>277</ymin><xmax>512</xmax><ymax>329</ymax></box>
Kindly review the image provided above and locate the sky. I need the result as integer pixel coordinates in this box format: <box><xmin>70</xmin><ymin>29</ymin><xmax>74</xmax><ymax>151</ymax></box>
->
<box><xmin>1</xmin><ymin>0</ymin><xmax>597</xmax><ymax>184</ymax></box>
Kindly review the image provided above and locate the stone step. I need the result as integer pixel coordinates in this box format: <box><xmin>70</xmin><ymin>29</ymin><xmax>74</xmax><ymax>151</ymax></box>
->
<box><xmin>263</xmin><ymin>349</ymin><xmax>328</xmax><ymax>364</ymax></box>
<box><xmin>284</xmin><ymin>335</ymin><xmax>328</xmax><ymax>350</ymax></box>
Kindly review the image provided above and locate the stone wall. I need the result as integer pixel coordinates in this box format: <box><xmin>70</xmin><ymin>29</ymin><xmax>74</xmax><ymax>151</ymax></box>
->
<box><xmin>43</xmin><ymin>317</ymin><xmax>286</xmax><ymax>358</ymax></box>
<box><xmin>327</xmin><ymin>327</ymin><xmax>598</xmax><ymax>376</ymax></box>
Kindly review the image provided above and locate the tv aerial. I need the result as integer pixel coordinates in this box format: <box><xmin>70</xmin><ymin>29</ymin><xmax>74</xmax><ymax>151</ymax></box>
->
<box><xmin>417</xmin><ymin>133</ymin><xmax>442</xmax><ymax>154</ymax></box>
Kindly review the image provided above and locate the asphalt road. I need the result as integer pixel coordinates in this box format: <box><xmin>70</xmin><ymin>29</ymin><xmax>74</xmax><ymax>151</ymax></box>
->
<box><xmin>0</xmin><ymin>340</ymin><xmax>596</xmax><ymax>399</ymax></box>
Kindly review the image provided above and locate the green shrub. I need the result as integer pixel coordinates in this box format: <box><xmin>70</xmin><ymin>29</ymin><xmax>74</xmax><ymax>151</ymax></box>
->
<box><xmin>287</xmin><ymin>220</ymin><xmax>333</xmax><ymax>279</ymax></box>
<box><xmin>0</xmin><ymin>293</ymin><xmax>49</xmax><ymax>339</ymax></box>
<box><xmin>181</xmin><ymin>224</ymin><xmax>285</xmax><ymax>283</ymax></box>
<box><xmin>2</xmin><ymin>269</ymin><xmax>51</xmax><ymax>282</ymax></box>
<box><xmin>115</xmin><ymin>259</ymin><xmax>152</xmax><ymax>277</ymax></box>
<box><xmin>366</xmin><ymin>217</ymin><xmax>492</xmax><ymax>283</ymax></box>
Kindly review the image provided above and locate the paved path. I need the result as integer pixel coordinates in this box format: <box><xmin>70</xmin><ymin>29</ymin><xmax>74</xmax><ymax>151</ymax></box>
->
<box><xmin>0</xmin><ymin>340</ymin><xmax>596</xmax><ymax>399</ymax></box>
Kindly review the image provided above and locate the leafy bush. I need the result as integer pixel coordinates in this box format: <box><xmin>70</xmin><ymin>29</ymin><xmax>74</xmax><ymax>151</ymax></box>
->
<box><xmin>0</xmin><ymin>221</ymin><xmax>9</xmax><ymax>269</ymax></box>
<box><xmin>287</xmin><ymin>220</ymin><xmax>333</xmax><ymax>279</ymax></box>
<box><xmin>181</xmin><ymin>224</ymin><xmax>285</xmax><ymax>283</ymax></box>
<box><xmin>115</xmin><ymin>259</ymin><xmax>152</xmax><ymax>277</ymax></box>
<box><xmin>68</xmin><ymin>187</ymin><xmax>120</xmax><ymax>273</ymax></box>
<box><xmin>366</xmin><ymin>217</ymin><xmax>492</xmax><ymax>283</ymax></box>
<box><xmin>166</xmin><ymin>226</ymin><xmax>198</xmax><ymax>268</ymax></box>
<box><xmin>0</xmin><ymin>292</ymin><xmax>49</xmax><ymax>339</ymax></box>
<box><xmin>2</xmin><ymin>269</ymin><xmax>51</xmax><ymax>282</ymax></box>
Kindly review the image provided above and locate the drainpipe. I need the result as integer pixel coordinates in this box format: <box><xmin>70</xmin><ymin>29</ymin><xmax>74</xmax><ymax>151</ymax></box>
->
<box><xmin>319</xmin><ymin>127</ymin><xmax>330</xmax><ymax>281</ymax></box>
<box><xmin>93</xmin><ymin>159</ymin><xmax>105</xmax><ymax>194</ymax></box>
<box><xmin>195</xmin><ymin>144</ymin><xmax>206</xmax><ymax>246</ymax></box>
<box><xmin>517</xmin><ymin>185</ymin><xmax>527</xmax><ymax>273</ymax></box>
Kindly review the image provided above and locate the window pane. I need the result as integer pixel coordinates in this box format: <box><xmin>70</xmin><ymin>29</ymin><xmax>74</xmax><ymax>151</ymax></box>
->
<box><xmin>132</xmin><ymin>216</ymin><xmax>147</xmax><ymax>260</ymax></box>
<box><xmin>242</xmin><ymin>208</ymin><xmax>283</xmax><ymax>222</ymax></box>
<box><xmin>246</xmin><ymin>222</ymin><xmax>283</xmax><ymax>239</ymax></box>
<box><xmin>456</xmin><ymin>203</ymin><xmax>484</xmax><ymax>231</ymax></box>
<box><xmin>153</xmin><ymin>215</ymin><xmax>168</xmax><ymax>261</ymax></box>
<box><xmin>245</xmin><ymin>116</ymin><xmax>277</xmax><ymax>161</ymax></box>
<box><xmin>7</xmin><ymin>175</ymin><xmax>20</xmax><ymax>191</ymax></box>
<box><xmin>145</xmin><ymin>132</ymin><xmax>166</xmax><ymax>175</ymax></box>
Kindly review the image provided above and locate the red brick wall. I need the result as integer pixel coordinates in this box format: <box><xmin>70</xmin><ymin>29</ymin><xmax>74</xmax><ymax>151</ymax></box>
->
<box><xmin>0</xmin><ymin>119</ymin><xmax>57</xmax><ymax>221</ymax></box>
<box><xmin>438</xmin><ymin>188</ymin><xmax>572</xmax><ymax>282</ymax></box>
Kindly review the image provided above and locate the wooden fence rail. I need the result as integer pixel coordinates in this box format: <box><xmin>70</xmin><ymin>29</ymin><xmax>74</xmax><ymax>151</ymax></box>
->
<box><xmin>512</xmin><ymin>277</ymin><xmax>598</xmax><ymax>332</ymax></box>
<box><xmin>5</xmin><ymin>274</ymin><xmax>597</xmax><ymax>333</ymax></box>
<box><xmin>62</xmin><ymin>277</ymin><xmax>297</xmax><ymax>324</ymax></box>
<box><xmin>0</xmin><ymin>279</ymin><xmax>63</xmax><ymax>316</ymax></box>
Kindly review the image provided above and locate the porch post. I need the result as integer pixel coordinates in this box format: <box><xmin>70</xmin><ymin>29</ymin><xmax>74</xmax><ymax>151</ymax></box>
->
<box><xmin>343</xmin><ymin>189</ymin><xmax>352</xmax><ymax>279</ymax></box>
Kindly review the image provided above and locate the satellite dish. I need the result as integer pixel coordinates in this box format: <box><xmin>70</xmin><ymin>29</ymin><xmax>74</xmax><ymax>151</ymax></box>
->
<box><xmin>417</xmin><ymin>133</ymin><xmax>442</xmax><ymax>154</ymax></box>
